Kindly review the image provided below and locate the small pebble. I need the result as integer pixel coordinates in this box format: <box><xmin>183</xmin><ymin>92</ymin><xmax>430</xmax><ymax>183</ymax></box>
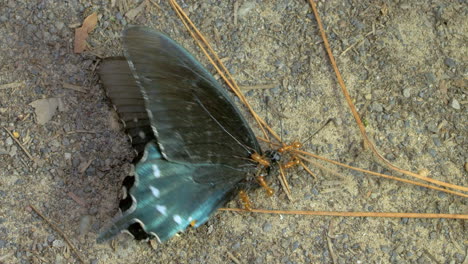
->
<box><xmin>52</xmin><ymin>239</ymin><xmax>65</xmax><ymax>248</ymax></box>
<box><xmin>403</xmin><ymin>88</ymin><xmax>411</xmax><ymax>98</ymax></box>
<box><xmin>370</xmin><ymin>102</ymin><xmax>383</xmax><ymax>112</ymax></box>
<box><xmin>262</xmin><ymin>222</ymin><xmax>272</xmax><ymax>232</ymax></box>
<box><xmin>427</xmin><ymin>121</ymin><xmax>439</xmax><ymax>133</ymax></box>
<box><xmin>438</xmin><ymin>191</ymin><xmax>447</xmax><ymax>198</ymax></box>
<box><xmin>450</xmin><ymin>99</ymin><xmax>460</xmax><ymax>110</ymax></box>
<box><xmin>432</xmin><ymin>136</ymin><xmax>442</xmax><ymax>147</ymax></box>
<box><xmin>381</xmin><ymin>245</ymin><xmax>390</xmax><ymax>252</ymax></box>
<box><xmin>232</xmin><ymin>242</ymin><xmax>241</xmax><ymax>250</ymax></box>
<box><xmin>424</xmin><ymin>72</ymin><xmax>436</xmax><ymax>84</ymax></box>
<box><xmin>5</xmin><ymin>137</ymin><xmax>13</xmax><ymax>146</ymax></box>
<box><xmin>9</xmin><ymin>146</ymin><xmax>17</xmax><ymax>156</ymax></box>
<box><xmin>444</xmin><ymin>57</ymin><xmax>456</xmax><ymax>68</ymax></box>
<box><xmin>54</xmin><ymin>21</ymin><xmax>64</xmax><ymax>31</ymax></box>
<box><xmin>47</xmin><ymin>235</ymin><xmax>55</xmax><ymax>243</ymax></box>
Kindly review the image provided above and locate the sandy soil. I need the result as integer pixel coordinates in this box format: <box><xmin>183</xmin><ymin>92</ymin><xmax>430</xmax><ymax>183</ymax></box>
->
<box><xmin>0</xmin><ymin>1</ymin><xmax>466</xmax><ymax>263</ymax></box>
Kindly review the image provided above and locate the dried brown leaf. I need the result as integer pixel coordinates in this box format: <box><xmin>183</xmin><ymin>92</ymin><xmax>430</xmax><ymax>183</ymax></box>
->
<box><xmin>74</xmin><ymin>13</ymin><xmax>98</xmax><ymax>53</ymax></box>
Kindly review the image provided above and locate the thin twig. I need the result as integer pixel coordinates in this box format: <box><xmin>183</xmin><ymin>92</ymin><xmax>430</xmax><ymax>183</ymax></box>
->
<box><xmin>63</xmin><ymin>82</ymin><xmax>88</xmax><ymax>93</ymax></box>
<box><xmin>169</xmin><ymin>0</ymin><xmax>282</xmax><ymax>144</ymax></box>
<box><xmin>67</xmin><ymin>192</ymin><xmax>88</xmax><ymax>208</ymax></box>
<box><xmin>0</xmin><ymin>252</ymin><xmax>14</xmax><ymax>262</ymax></box>
<box><xmin>29</xmin><ymin>204</ymin><xmax>86</xmax><ymax>263</ymax></box>
<box><xmin>239</xmin><ymin>83</ymin><xmax>277</xmax><ymax>91</ymax></box>
<box><xmin>307</xmin><ymin>0</ymin><xmax>468</xmax><ymax>192</ymax></box>
<box><xmin>148</xmin><ymin>0</ymin><xmax>162</xmax><ymax>10</ymax></box>
<box><xmin>299</xmin><ymin>160</ymin><xmax>318</xmax><ymax>180</ymax></box>
<box><xmin>79</xmin><ymin>159</ymin><xmax>94</xmax><ymax>174</ymax></box>
<box><xmin>226</xmin><ymin>251</ymin><xmax>242</xmax><ymax>264</ymax></box>
<box><xmin>326</xmin><ymin>220</ymin><xmax>338</xmax><ymax>264</ymax></box>
<box><xmin>297</xmin><ymin>152</ymin><xmax>468</xmax><ymax>198</ymax></box>
<box><xmin>278</xmin><ymin>165</ymin><xmax>293</xmax><ymax>201</ymax></box>
<box><xmin>3</xmin><ymin>127</ymin><xmax>35</xmax><ymax>163</ymax></box>
<box><xmin>257</xmin><ymin>137</ymin><xmax>468</xmax><ymax>197</ymax></box>
<box><xmin>219</xmin><ymin>207</ymin><xmax>468</xmax><ymax>219</ymax></box>
<box><xmin>0</xmin><ymin>81</ymin><xmax>24</xmax><ymax>90</ymax></box>
<box><xmin>67</xmin><ymin>130</ymin><xmax>101</xmax><ymax>134</ymax></box>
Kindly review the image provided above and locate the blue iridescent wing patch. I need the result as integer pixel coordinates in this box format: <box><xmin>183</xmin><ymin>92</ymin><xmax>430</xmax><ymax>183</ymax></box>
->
<box><xmin>98</xmin><ymin>142</ymin><xmax>245</xmax><ymax>242</ymax></box>
<box><xmin>97</xmin><ymin>26</ymin><xmax>262</xmax><ymax>242</ymax></box>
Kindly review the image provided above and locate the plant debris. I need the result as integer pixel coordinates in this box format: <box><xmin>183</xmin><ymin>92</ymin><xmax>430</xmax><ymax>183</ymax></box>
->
<box><xmin>74</xmin><ymin>13</ymin><xmax>98</xmax><ymax>53</ymax></box>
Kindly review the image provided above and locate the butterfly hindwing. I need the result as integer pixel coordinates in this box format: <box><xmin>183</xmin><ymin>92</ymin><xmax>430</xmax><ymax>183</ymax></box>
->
<box><xmin>97</xmin><ymin>142</ymin><xmax>244</xmax><ymax>243</ymax></box>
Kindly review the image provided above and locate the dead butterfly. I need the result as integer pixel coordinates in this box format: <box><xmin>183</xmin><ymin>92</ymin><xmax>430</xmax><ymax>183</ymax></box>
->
<box><xmin>97</xmin><ymin>26</ymin><xmax>271</xmax><ymax>243</ymax></box>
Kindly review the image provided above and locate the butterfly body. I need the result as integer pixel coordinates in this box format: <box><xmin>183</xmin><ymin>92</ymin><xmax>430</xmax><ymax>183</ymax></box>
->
<box><xmin>97</xmin><ymin>26</ymin><xmax>264</xmax><ymax>243</ymax></box>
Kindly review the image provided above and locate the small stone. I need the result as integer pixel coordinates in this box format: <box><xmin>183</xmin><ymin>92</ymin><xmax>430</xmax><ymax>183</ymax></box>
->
<box><xmin>52</xmin><ymin>239</ymin><xmax>65</xmax><ymax>248</ymax></box>
<box><xmin>432</xmin><ymin>136</ymin><xmax>442</xmax><ymax>147</ymax></box>
<box><xmin>444</xmin><ymin>57</ymin><xmax>456</xmax><ymax>68</ymax></box>
<box><xmin>232</xmin><ymin>242</ymin><xmax>240</xmax><ymax>250</ymax></box>
<box><xmin>5</xmin><ymin>137</ymin><xmax>13</xmax><ymax>146</ymax></box>
<box><xmin>450</xmin><ymin>98</ymin><xmax>460</xmax><ymax>110</ymax></box>
<box><xmin>9</xmin><ymin>145</ymin><xmax>17</xmax><ymax>157</ymax></box>
<box><xmin>47</xmin><ymin>235</ymin><xmax>55</xmax><ymax>243</ymax></box>
<box><xmin>381</xmin><ymin>245</ymin><xmax>390</xmax><ymax>252</ymax></box>
<box><xmin>424</xmin><ymin>72</ymin><xmax>436</xmax><ymax>84</ymax></box>
<box><xmin>311</xmin><ymin>187</ymin><xmax>319</xmax><ymax>195</ymax></box>
<box><xmin>427</xmin><ymin>121</ymin><xmax>438</xmax><ymax>133</ymax></box>
<box><xmin>370</xmin><ymin>102</ymin><xmax>383</xmax><ymax>112</ymax></box>
<box><xmin>79</xmin><ymin>215</ymin><xmax>91</xmax><ymax>235</ymax></box>
<box><xmin>64</xmin><ymin>153</ymin><xmax>71</xmax><ymax>160</ymax></box>
<box><xmin>291</xmin><ymin>241</ymin><xmax>300</xmax><ymax>251</ymax></box>
<box><xmin>402</xmin><ymin>88</ymin><xmax>411</xmax><ymax>98</ymax></box>
<box><xmin>365</xmin><ymin>94</ymin><xmax>372</xmax><ymax>100</ymax></box>
<box><xmin>54</xmin><ymin>21</ymin><xmax>64</xmax><ymax>31</ymax></box>
<box><xmin>263</xmin><ymin>222</ymin><xmax>272</xmax><ymax>232</ymax></box>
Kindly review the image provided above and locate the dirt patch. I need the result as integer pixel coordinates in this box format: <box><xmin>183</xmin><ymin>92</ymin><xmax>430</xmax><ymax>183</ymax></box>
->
<box><xmin>0</xmin><ymin>1</ymin><xmax>466</xmax><ymax>263</ymax></box>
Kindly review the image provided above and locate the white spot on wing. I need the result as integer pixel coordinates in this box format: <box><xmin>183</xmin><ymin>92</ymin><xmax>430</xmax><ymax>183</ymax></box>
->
<box><xmin>149</xmin><ymin>186</ymin><xmax>160</xmax><ymax>198</ymax></box>
<box><xmin>152</xmin><ymin>164</ymin><xmax>161</xmax><ymax>178</ymax></box>
<box><xmin>146</xmin><ymin>109</ymin><xmax>153</xmax><ymax>119</ymax></box>
<box><xmin>155</xmin><ymin>204</ymin><xmax>167</xmax><ymax>215</ymax></box>
<box><xmin>173</xmin><ymin>215</ymin><xmax>182</xmax><ymax>225</ymax></box>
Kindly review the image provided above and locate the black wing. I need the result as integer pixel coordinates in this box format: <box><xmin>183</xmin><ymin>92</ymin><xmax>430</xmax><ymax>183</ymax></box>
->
<box><xmin>122</xmin><ymin>26</ymin><xmax>262</xmax><ymax>166</ymax></box>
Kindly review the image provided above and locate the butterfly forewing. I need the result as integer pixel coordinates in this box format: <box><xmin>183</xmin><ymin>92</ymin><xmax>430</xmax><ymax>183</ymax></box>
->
<box><xmin>122</xmin><ymin>26</ymin><xmax>261</xmax><ymax>165</ymax></box>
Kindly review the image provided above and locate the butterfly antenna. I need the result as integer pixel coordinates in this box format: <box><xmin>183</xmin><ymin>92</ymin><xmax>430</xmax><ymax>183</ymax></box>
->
<box><xmin>302</xmin><ymin>118</ymin><xmax>335</xmax><ymax>145</ymax></box>
<box><xmin>280</xmin><ymin>117</ymin><xmax>284</xmax><ymax>143</ymax></box>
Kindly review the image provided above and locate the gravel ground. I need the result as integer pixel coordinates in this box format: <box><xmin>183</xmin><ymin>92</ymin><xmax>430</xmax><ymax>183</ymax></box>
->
<box><xmin>0</xmin><ymin>1</ymin><xmax>466</xmax><ymax>263</ymax></box>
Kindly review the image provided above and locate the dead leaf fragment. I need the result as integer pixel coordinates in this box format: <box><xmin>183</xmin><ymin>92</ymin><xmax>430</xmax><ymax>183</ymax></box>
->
<box><xmin>29</xmin><ymin>98</ymin><xmax>60</xmax><ymax>125</ymax></box>
<box><xmin>125</xmin><ymin>0</ymin><xmax>147</xmax><ymax>20</ymax></box>
<box><xmin>74</xmin><ymin>13</ymin><xmax>98</xmax><ymax>53</ymax></box>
